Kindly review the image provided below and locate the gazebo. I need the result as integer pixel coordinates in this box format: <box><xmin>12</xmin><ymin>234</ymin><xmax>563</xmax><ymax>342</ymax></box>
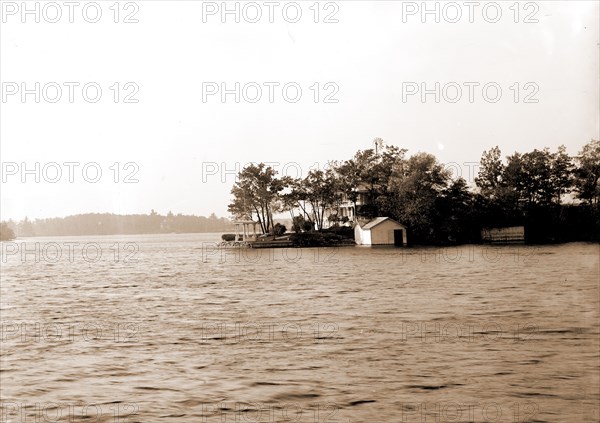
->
<box><xmin>233</xmin><ymin>218</ymin><xmax>260</xmax><ymax>242</ymax></box>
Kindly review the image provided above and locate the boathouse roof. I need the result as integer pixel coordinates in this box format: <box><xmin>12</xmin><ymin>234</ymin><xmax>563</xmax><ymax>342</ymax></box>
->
<box><xmin>362</xmin><ymin>217</ymin><xmax>405</xmax><ymax>230</ymax></box>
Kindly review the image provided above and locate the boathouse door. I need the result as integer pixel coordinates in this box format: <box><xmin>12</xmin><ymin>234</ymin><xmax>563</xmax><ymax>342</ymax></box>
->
<box><xmin>394</xmin><ymin>229</ymin><xmax>404</xmax><ymax>247</ymax></box>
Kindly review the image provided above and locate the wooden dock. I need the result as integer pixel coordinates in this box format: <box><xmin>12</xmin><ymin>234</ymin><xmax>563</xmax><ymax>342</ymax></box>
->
<box><xmin>250</xmin><ymin>239</ymin><xmax>294</xmax><ymax>248</ymax></box>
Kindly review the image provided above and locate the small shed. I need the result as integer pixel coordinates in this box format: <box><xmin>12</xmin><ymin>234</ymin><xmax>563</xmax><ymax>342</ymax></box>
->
<box><xmin>355</xmin><ymin>217</ymin><xmax>408</xmax><ymax>246</ymax></box>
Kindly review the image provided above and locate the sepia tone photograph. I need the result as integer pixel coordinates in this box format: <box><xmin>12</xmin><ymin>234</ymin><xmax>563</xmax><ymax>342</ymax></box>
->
<box><xmin>1</xmin><ymin>1</ymin><xmax>599</xmax><ymax>422</ymax></box>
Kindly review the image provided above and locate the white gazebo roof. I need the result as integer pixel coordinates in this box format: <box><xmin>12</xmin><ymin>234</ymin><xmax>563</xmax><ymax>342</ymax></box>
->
<box><xmin>233</xmin><ymin>219</ymin><xmax>257</xmax><ymax>224</ymax></box>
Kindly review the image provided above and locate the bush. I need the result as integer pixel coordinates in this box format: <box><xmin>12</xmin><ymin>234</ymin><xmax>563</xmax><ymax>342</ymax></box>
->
<box><xmin>292</xmin><ymin>216</ymin><xmax>315</xmax><ymax>233</ymax></box>
<box><xmin>274</xmin><ymin>223</ymin><xmax>287</xmax><ymax>236</ymax></box>
<box><xmin>221</xmin><ymin>233</ymin><xmax>239</xmax><ymax>241</ymax></box>
<box><xmin>292</xmin><ymin>216</ymin><xmax>304</xmax><ymax>233</ymax></box>
<box><xmin>290</xmin><ymin>232</ymin><xmax>344</xmax><ymax>247</ymax></box>
<box><xmin>323</xmin><ymin>226</ymin><xmax>354</xmax><ymax>238</ymax></box>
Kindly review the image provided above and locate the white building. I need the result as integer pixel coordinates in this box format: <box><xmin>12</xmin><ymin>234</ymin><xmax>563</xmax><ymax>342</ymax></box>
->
<box><xmin>481</xmin><ymin>226</ymin><xmax>525</xmax><ymax>243</ymax></box>
<box><xmin>324</xmin><ymin>183</ymin><xmax>374</xmax><ymax>227</ymax></box>
<box><xmin>354</xmin><ymin>217</ymin><xmax>408</xmax><ymax>246</ymax></box>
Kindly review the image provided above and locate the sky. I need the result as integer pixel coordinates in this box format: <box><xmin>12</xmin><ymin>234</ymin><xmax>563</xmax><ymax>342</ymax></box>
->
<box><xmin>1</xmin><ymin>0</ymin><xmax>598</xmax><ymax>221</ymax></box>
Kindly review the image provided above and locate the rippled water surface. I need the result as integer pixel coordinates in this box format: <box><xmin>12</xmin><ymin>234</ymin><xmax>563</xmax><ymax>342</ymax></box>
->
<box><xmin>1</xmin><ymin>234</ymin><xmax>599</xmax><ymax>422</ymax></box>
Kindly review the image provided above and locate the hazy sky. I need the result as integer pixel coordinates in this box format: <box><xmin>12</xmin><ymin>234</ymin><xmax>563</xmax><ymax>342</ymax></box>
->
<box><xmin>1</xmin><ymin>0</ymin><xmax>598</xmax><ymax>221</ymax></box>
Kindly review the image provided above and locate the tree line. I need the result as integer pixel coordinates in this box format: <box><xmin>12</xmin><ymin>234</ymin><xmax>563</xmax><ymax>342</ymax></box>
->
<box><xmin>228</xmin><ymin>139</ymin><xmax>600</xmax><ymax>244</ymax></box>
<box><xmin>0</xmin><ymin>211</ymin><xmax>233</xmax><ymax>238</ymax></box>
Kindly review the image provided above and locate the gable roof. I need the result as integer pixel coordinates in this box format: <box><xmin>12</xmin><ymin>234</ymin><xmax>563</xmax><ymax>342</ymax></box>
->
<box><xmin>362</xmin><ymin>217</ymin><xmax>404</xmax><ymax>230</ymax></box>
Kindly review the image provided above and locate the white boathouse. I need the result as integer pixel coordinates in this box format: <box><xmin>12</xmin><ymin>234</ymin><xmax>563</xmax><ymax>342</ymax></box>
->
<box><xmin>354</xmin><ymin>217</ymin><xmax>408</xmax><ymax>246</ymax></box>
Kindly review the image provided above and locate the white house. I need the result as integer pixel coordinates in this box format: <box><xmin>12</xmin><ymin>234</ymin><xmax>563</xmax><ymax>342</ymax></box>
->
<box><xmin>324</xmin><ymin>183</ymin><xmax>376</xmax><ymax>227</ymax></box>
<box><xmin>354</xmin><ymin>217</ymin><xmax>408</xmax><ymax>246</ymax></box>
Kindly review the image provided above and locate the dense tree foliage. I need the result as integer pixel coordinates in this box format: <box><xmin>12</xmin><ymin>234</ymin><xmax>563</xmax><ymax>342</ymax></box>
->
<box><xmin>229</xmin><ymin>139</ymin><xmax>600</xmax><ymax>244</ymax></box>
<box><xmin>227</xmin><ymin>163</ymin><xmax>284</xmax><ymax>234</ymax></box>
<box><xmin>574</xmin><ymin>139</ymin><xmax>600</xmax><ymax>205</ymax></box>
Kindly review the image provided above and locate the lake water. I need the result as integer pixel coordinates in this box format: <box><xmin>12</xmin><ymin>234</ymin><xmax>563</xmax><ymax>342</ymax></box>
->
<box><xmin>1</xmin><ymin>234</ymin><xmax>598</xmax><ymax>422</ymax></box>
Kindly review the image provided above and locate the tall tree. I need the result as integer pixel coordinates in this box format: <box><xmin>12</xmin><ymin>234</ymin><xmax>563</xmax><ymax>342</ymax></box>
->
<box><xmin>303</xmin><ymin>169</ymin><xmax>340</xmax><ymax>231</ymax></box>
<box><xmin>281</xmin><ymin>176</ymin><xmax>314</xmax><ymax>226</ymax></box>
<box><xmin>435</xmin><ymin>178</ymin><xmax>477</xmax><ymax>243</ymax></box>
<box><xmin>574</xmin><ymin>139</ymin><xmax>600</xmax><ymax>206</ymax></box>
<box><xmin>475</xmin><ymin>146</ymin><xmax>504</xmax><ymax>199</ymax></box>
<box><xmin>550</xmin><ymin>145</ymin><xmax>574</xmax><ymax>204</ymax></box>
<box><xmin>228</xmin><ymin>163</ymin><xmax>284</xmax><ymax>234</ymax></box>
<box><xmin>348</xmin><ymin>143</ymin><xmax>407</xmax><ymax>218</ymax></box>
<box><xmin>387</xmin><ymin>153</ymin><xmax>451</xmax><ymax>242</ymax></box>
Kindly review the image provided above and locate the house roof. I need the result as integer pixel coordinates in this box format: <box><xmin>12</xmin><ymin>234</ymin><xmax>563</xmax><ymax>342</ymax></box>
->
<box><xmin>362</xmin><ymin>217</ymin><xmax>404</xmax><ymax>230</ymax></box>
<box><xmin>355</xmin><ymin>183</ymin><xmax>381</xmax><ymax>192</ymax></box>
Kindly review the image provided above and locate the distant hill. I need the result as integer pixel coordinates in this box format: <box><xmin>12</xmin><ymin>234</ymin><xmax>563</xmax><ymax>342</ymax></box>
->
<box><xmin>2</xmin><ymin>211</ymin><xmax>234</xmax><ymax>237</ymax></box>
